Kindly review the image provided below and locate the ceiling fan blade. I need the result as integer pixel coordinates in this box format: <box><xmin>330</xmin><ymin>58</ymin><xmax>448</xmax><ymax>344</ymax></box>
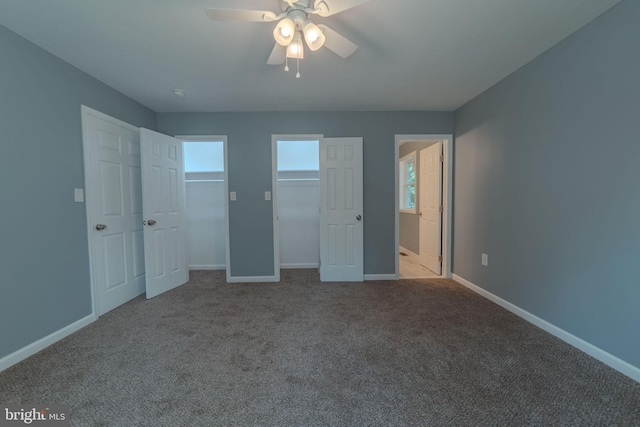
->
<box><xmin>205</xmin><ymin>8</ymin><xmax>277</xmax><ymax>22</ymax></box>
<box><xmin>313</xmin><ymin>0</ymin><xmax>372</xmax><ymax>17</ymax></box>
<box><xmin>267</xmin><ymin>43</ymin><xmax>286</xmax><ymax>65</ymax></box>
<box><xmin>318</xmin><ymin>24</ymin><xmax>358</xmax><ymax>58</ymax></box>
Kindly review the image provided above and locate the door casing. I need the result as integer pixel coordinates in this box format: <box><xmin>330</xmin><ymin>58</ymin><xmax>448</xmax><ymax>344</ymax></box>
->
<box><xmin>394</xmin><ymin>134</ymin><xmax>453</xmax><ymax>279</ymax></box>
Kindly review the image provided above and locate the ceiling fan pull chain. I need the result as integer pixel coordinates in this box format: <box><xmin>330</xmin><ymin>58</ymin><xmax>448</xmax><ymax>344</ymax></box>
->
<box><xmin>285</xmin><ymin>56</ymin><xmax>290</xmax><ymax>72</ymax></box>
<box><xmin>296</xmin><ymin>58</ymin><xmax>301</xmax><ymax>78</ymax></box>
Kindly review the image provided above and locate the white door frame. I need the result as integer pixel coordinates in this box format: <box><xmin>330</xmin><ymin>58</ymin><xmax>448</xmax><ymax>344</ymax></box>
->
<box><xmin>81</xmin><ymin>105</ymin><xmax>142</xmax><ymax>319</ymax></box>
<box><xmin>175</xmin><ymin>135</ymin><xmax>229</xmax><ymax>279</ymax></box>
<box><xmin>395</xmin><ymin>134</ymin><xmax>453</xmax><ymax>279</ymax></box>
<box><xmin>271</xmin><ymin>134</ymin><xmax>324</xmax><ymax>280</ymax></box>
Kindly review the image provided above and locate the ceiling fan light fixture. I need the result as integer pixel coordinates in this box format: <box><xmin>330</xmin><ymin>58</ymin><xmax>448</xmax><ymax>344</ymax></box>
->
<box><xmin>274</xmin><ymin>18</ymin><xmax>296</xmax><ymax>46</ymax></box>
<box><xmin>302</xmin><ymin>21</ymin><xmax>325</xmax><ymax>51</ymax></box>
<box><xmin>286</xmin><ymin>33</ymin><xmax>304</xmax><ymax>59</ymax></box>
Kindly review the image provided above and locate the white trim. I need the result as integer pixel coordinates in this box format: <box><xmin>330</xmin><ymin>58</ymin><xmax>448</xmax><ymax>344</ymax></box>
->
<box><xmin>278</xmin><ymin>170</ymin><xmax>320</xmax><ymax>180</ymax></box>
<box><xmin>0</xmin><ymin>314</ymin><xmax>94</xmax><ymax>372</ymax></box>
<box><xmin>227</xmin><ymin>275</ymin><xmax>280</xmax><ymax>283</ymax></box>
<box><xmin>280</xmin><ymin>263</ymin><xmax>319</xmax><ymax>269</ymax></box>
<box><xmin>452</xmin><ymin>274</ymin><xmax>640</xmax><ymax>383</ymax></box>
<box><xmin>394</xmin><ymin>134</ymin><xmax>453</xmax><ymax>281</ymax></box>
<box><xmin>224</xmin><ymin>139</ymin><xmax>230</xmax><ymax>282</ymax></box>
<box><xmin>81</xmin><ymin>105</ymin><xmax>141</xmax><ymax>319</ymax></box>
<box><xmin>271</xmin><ymin>137</ymin><xmax>280</xmax><ymax>282</ymax></box>
<box><xmin>364</xmin><ymin>274</ymin><xmax>397</xmax><ymax>281</ymax></box>
<box><xmin>175</xmin><ymin>135</ymin><xmax>227</xmax><ymax>142</ymax></box>
<box><xmin>272</xmin><ymin>134</ymin><xmax>323</xmax><ymax>282</ymax></box>
<box><xmin>188</xmin><ymin>265</ymin><xmax>226</xmax><ymax>270</ymax></box>
<box><xmin>399</xmin><ymin>246</ymin><xmax>420</xmax><ymax>262</ymax></box>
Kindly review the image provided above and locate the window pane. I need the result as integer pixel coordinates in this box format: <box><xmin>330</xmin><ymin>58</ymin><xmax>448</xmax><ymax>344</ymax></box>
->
<box><xmin>278</xmin><ymin>140</ymin><xmax>319</xmax><ymax>171</ymax></box>
<box><xmin>407</xmin><ymin>161</ymin><xmax>415</xmax><ymax>184</ymax></box>
<box><xmin>184</xmin><ymin>141</ymin><xmax>224</xmax><ymax>172</ymax></box>
<box><xmin>406</xmin><ymin>184</ymin><xmax>415</xmax><ymax>208</ymax></box>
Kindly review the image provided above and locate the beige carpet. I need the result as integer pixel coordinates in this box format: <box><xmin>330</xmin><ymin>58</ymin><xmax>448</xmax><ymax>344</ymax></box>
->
<box><xmin>1</xmin><ymin>270</ymin><xmax>638</xmax><ymax>426</ymax></box>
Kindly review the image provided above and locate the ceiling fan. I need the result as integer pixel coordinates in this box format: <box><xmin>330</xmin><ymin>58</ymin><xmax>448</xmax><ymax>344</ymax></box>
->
<box><xmin>205</xmin><ymin>0</ymin><xmax>371</xmax><ymax>77</ymax></box>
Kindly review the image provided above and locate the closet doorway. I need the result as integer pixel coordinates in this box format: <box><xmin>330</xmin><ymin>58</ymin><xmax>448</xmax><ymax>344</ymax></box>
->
<box><xmin>179</xmin><ymin>136</ymin><xmax>229</xmax><ymax>272</ymax></box>
<box><xmin>272</xmin><ymin>135</ymin><xmax>322</xmax><ymax>270</ymax></box>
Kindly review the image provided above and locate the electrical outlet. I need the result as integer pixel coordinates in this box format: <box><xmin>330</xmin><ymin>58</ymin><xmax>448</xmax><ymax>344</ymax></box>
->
<box><xmin>230</xmin><ymin>191</ymin><xmax>236</xmax><ymax>201</ymax></box>
<box><xmin>265</xmin><ymin>191</ymin><xmax>271</xmax><ymax>201</ymax></box>
<box><xmin>482</xmin><ymin>253</ymin><xmax>489</xmax><ymax>266</ymax></box>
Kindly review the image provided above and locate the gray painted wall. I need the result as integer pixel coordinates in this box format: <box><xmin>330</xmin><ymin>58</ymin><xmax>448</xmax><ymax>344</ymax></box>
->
<box><xmin>157</xmin><ymin>112</ymin><xmax>454</xmax><ymax>277</ymax></box>
<box><xmin>398</xmin><ymin>141</ymin><xmax>437</xmax><ymax>254</ymax></box>
<box><xmin>0</xmin><ymin>25</ymin><xmax>156</xmax><ymax>359</ymax></box>
<box><xmin>454</xmin><ymin>0</ymin><xmax>640</xmax><ymax>368</ymax></box>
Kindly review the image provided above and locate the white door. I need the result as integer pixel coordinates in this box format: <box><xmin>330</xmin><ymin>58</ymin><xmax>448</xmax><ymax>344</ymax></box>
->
<box><xmin>140</xmin><ymin>128</ymin><xmax>188</xmax><ymax>298</ymax></box>
<box><xmin>419</xmin><ymin>143</ymin><xmax>442</xmax><ymax>274</ymax></box>
<box><xmin>319</xmin><ymin>137</ymin><xmax>364</xmax><ymax>281</ymax></box>
<box><xmin>83</xmin><ymin>108</ymin><xmax>145</xmax><ymax>316</ymax></box>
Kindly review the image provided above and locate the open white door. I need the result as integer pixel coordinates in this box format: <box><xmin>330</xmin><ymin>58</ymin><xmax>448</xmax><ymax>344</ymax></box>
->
<box><xmin>140</xmin><ymin>128</ymin><xmax>188</xmax><ymax>298</ymax></box>
<box><xmin>419</xmin><ymin>143</ymin><xmax>442</xmax><ymax>275</ymax></box>
<box><xmin>83</xmin><ymin>107</ymin><xmax>145</xmax><ymax>315</ymax></box>
<box><xmin>319</xmin><ymin>137</ymin><xmax>364</xmax><ymax>281</ymax></box>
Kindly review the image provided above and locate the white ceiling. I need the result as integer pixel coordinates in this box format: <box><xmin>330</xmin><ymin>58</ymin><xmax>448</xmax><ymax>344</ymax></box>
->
<box><xmin>0</xmin><ymin>0</ymin><xmax>620</xmax><ymax>112</ymax></box>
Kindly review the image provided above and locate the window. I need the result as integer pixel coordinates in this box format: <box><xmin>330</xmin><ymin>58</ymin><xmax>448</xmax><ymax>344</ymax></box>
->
<box><xmin>399</xmin><ymin>152</ymin><xmax>417</xmax><ymax>213</ymax></box>
<box><xmin>183</xmin><ymin>141</ymin><xmax>224</xmax><ymax>172</ymax></box>
<box><xmin>277</xmin><ymin>140</ymin><xmax>319</xmax><ymax>171</ymax></box>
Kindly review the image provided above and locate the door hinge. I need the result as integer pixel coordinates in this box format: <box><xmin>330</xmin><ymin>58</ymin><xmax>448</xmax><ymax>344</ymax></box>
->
<box><xmin>439</xmin><ymin>205</ymin><xmax>443</xmax><ymax>213</ymax></box>
<box><xmin>439</xmin><ymin>155</ymin><xmax>444</xmax><ymax>162</ymax></box>
<box><xmin>438</xmin><ymin>255</ymin><xmax>443</xmax><ymax>262</ymax></box>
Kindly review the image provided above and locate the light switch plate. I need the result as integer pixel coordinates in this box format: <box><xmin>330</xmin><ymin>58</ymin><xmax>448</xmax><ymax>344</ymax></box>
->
<box><xmin>74</xmin><ymin>188</ymin><xmax>84</xmax><ymax>203</ymax></box>
<box><xmin>265</xmin><ymin>191</ymin><xmax>271</xmax><ymax>201</ymax></box>
<box><xmin>230</xmin><ymin>191</ymin><xmax>236</xmax><ymax>201</ymax></box>
<box><xmin>482</xmin><ymin>253</ymin><xmax>488</xmax><ymax>266</ymax></box>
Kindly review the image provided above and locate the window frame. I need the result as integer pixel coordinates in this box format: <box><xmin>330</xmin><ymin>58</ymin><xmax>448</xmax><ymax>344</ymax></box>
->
<box><xmin>399</xmin><ymin>152</ymin><xmax>417</xmax><ymax>214</ymax></box>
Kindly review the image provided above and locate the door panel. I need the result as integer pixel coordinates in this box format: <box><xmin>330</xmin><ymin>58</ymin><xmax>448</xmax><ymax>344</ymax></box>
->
<box><xmin>84</xmin><ymin>110</ymin><xmax>145</xmax><ymax>316</ymax></box>
<box><xmin>103</xmin><ymin>233</ymin><xmax>126</xmax><ymax>289</ymax></box>
<box><xmin>320</xmin><ymin>137</ymin><xmax>363</xmax><ymax>281</ymax></box>
<box><xmin>419</xmin><ymin>143</ymin><xmax>442</xmax><ymax>275</ymax></box>
<box><xmin>141</xmin><ymin>128</ymin><xmax>188</xmax><ymax>299</ymax></box>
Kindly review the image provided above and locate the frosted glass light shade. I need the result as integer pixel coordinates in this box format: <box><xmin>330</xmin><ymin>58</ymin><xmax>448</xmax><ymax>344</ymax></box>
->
<box><xmin>274</xmin><ymin>18</ymin><xmax>295</xmax><ymax>46</ymax></box>
<box><xmin>286</xmin><ymin>33</ymin><xmax>304</xmax><ymax>59</ymax></box>
<box><xmin>302</xmin><ymin>21</ymin><xmax>325</xmax><ymax>51</ymax></box>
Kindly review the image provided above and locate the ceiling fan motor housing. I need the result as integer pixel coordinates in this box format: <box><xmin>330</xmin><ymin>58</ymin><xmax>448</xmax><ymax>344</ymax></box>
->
<box><xmin>288</xmin><ymin>9</ymin><xmax>308</xmax><ymax>29</ymax></box>
<box><xmin>280</xmin><ymin>0</ymin><xmax>313</xmax><ymax>12</ymax></box>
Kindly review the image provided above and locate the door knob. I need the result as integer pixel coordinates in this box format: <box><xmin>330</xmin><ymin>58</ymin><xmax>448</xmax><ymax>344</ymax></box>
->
<box><xmin>418</xmin><ymin>212</ymin><xmax>423</xmax><ymax>217</ymax></box>
<box><xmin>95</xmin><ymin>224</ymin><xmax>107</xmax><ymax>231</ymax></box>
<box><xmin>147</xmin><ymin>219</ymin><xmax>157</xmax><ymax>226</ymax></box>
<box><xmin>356</xmin><ymin>215</ymin><xmax>362</xmax><ymax>221</ymax></box>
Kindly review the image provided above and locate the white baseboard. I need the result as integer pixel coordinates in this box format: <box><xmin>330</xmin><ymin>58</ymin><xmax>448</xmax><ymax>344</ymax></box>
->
<box><xmin>189</xmin><ymin>265</ymin><xmax>226</xmax><ymax>270</ymax></box>
<box><xmin>364</xmin><ymin>274</ymin><xmax>398</xmax><ymax>281</ymax></box>
<box><xmin>399</xmin><ymin>246</ymin><xmax>420</xmax><ymax>261</ymax></box>
<box><xmin>0</xmin><ymin>314</ymin><xmax>95</xmax><ymax>373</ymax></box>
<box><xmin>452</xmin><ymin>274</ymin><xmax>640</xmax><ymax>383</ymax></box>
<box><xmin>280</xmin><ymin>263</ymin><xmax>319</xmax><ymax>269</ymax></box>
<box><xmin>227</xmin><ymin>275</ymin><xmax>279</xmax><ymax>283</ymax></box>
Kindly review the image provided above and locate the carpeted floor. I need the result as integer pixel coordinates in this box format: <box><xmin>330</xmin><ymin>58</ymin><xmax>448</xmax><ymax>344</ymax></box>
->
<box><xmin>1</xmin><ymin>270</ymin><xmax>639</xmax><ymax>426</ymax></box>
